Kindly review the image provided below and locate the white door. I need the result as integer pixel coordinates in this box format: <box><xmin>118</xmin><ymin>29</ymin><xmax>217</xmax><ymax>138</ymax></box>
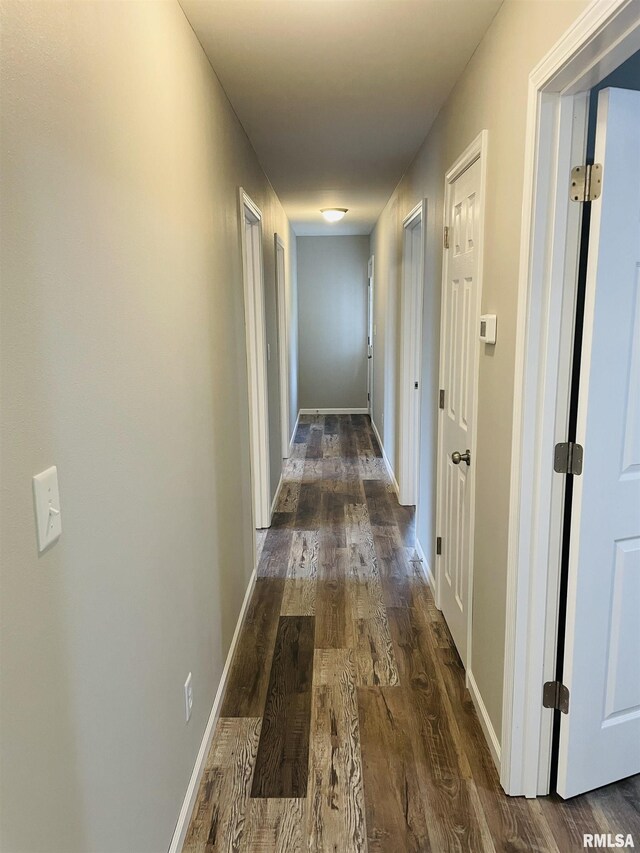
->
<box><xmin>399</xmin><ymin>202</ymin><xmax>425</xmax><ymax>506</ymax></box>
<box><xmin>275</xmin><ymin>235</ymin><xmax>290</xmax><ymax>459</ymax></box>
<box><xmin>556</xmin><ymin>87</ymin><xmax>640</xmax><ymax>798</ymax></box>
<box><xmin>367</xmin><ymin>255</ymin><xmax>374</xmax><ymax>416</ymax></box>
<box><xmin>438</xmin><ymin>156</ymin><xmax>482</xmax><ymax>667</ymax></box>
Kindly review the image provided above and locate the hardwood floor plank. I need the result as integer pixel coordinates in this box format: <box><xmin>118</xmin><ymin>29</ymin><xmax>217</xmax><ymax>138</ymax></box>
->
<box><xmin>220</xmin><ymin>579</ymin><xmax>284</xmax><ymax>718</ymax></box>
<box><xmin>276</xmin><ymin>459</ymin><xmax>304</xmax><ymax>513</ymax></box>
<box><xmin>257</xmin><ymin>528</ymin><xmax>294</xmax><ymax>578</ymax></box>
<box><xmin>346</xmin><ymin>502</ymin><xmax>399</xmax><ymax>685</ymax></box>
<box><xmin>241</xmin><ymin>799</ymin><xmax>305</xmax><ymax>852</ymax></box>
<box><xmin>182</xmin><ymin>718</ymin><xmax>261</xmax><ymax>853</ymax></box>
<box><xmin>387</xmin><ymin>605</ymin><xmax>493</xmax><ymax>852</ymax></box>
<box><xmin>307</xmin><ymin>651</ymin><xmax>367</xmax><ymax>852</ymax></box>
<box><xmin>313</xmin><ymin>647</ymin><xmax>357</xmax><ymax>686</ymax></box>
<box><xmin>362</xmin><ymin>479</ymin><xmax>395</xmax><ymax>527</ymax></box>
<box><xmin>251</xmin><ymin>616</ymin><xmax>315</xmax><ymax>798</ymax></box>
<box><xmin>306</xmin><ymin>424</ymin><xmax>324</xmax><ymax>460</ymax></box>
<box><xmin>339</xmin><ymin>416</ymin><xmax>358</xmax><ymax>460</ymax></box>
<box><xmin>281</xmin><ymin>579</ymin><xmax>316</xmax><ymax>616</ymax></box>
<box><xmin>296</xmin><ymin>481</ymin><xmax>322</xmax><ymax>529</ymax></box>
<box><xmin>287</xmin><ymin>530</ymin><xmax>319</xmax><ymax>579</ymax></box>
<box><xmin>358</xmin><ymin>686</ymin><xmax>432</xmax><ymax>853</ymax></box>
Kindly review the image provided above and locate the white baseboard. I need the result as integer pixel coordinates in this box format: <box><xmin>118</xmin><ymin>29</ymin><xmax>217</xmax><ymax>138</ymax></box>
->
<box><xmin>168</xmin><ymin>568</ymin><xmax>257</xmax><ymax>853</ymax></box>
<box><xmin>467</xmin><ymin>669</ymin><xmax>501</xmax><ymax>771</ymax></box>
<box><xmin>288</xmin><ymin>411</ymin><xmax>301</xmax><ymax>456</ymax></box>
<box><xmin>298</xmin><ymin>407</ymin><xmax>369</xmax><ymax>415</ymax></box>
<box><xmin>414</xmin><ymin>538</ymin><xmax>435</xmax><ymax>593</ymax></box>
<box><xmin>270</xmin><ymin>471</ymin><xmax>284</xmax><ymax>519</ymax></box>
<box><xmin>370</xmin><ymin>418</ymin><xmax>399</xmax><ymax>495</ymax></box>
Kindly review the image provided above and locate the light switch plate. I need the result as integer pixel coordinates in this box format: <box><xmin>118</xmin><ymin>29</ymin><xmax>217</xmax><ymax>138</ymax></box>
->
<box><xmin>33</xmin><ymin>466</ymin><xmax>62</xmax><ymax>552</ymax></box>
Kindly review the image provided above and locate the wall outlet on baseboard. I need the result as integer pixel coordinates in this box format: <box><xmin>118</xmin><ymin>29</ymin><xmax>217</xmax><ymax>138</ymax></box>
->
<box><xmin>184</xmin><ymin>673</ymin><xmax>193</xmax><ymax>723</ymax></box>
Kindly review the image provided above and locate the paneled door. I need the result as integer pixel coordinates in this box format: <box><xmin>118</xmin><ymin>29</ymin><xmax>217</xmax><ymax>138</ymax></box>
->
<box><xmin>437</xmin><ymin>152</ymin><xmax>483</xmax><ymax>668</ymax></box>
<box><xmin>556</xmin><ymin>88</ymin><xmax>640</xmax><ymax>798</ymax></box>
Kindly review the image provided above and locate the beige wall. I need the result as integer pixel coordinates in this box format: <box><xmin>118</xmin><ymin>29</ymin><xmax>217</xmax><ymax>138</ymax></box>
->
<box><xmin>298</xmin><ymin>236</ymin><xmax>370</xmax><ymax>411</ymax></box>
<box><xmin>370</xmin><ymin>0</ymin><xmax>587</xmax><ymax>739</ymax></box>
<box><xmin>0</xmin><ymin>2</ymin><xmax>295</xmax><ymax>851</ymax></box>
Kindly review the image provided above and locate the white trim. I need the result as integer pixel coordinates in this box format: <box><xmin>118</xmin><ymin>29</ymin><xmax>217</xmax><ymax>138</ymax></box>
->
<box><xmin>398</xmin><ymin>201</ymin><xmax>426</xmax><ymax>507</ymax></box>
<box><xmin>502</xmin><ymin>0</ymin><xmax>640</xmax><ymax>798</ymax></box>
<box><xmin>370</xmin><ymin>417</ymin><xmax>400</xmax><ymax>496</ymax></box>
<box><xmin>239</xmin><ymin>188</ymin><xmax>271</xmax><ymax>530</ymax></box>
<box><xmin>435</xmin><ymin>130</ymin><xmax>488</xmax><ymax>670</ymax></box>
<box><xmin>288</xmin><ymin>410</ymin><xmax>301</xmax><ymax>456</ymax></box>
<box><xmin>415</xmin><ymin>537</ymin><xmax>435</xmax><ymax>593</ymax></box>
<box><xmin>298</xmin><ymin>407</ymin><xmax>369</xmax><ymax>415</ymax></box>
<box><xmin>367</xmin><ymin>254</ymin><xmax>375</xmax><ymax>417</ymax></box>
<box><xmin>275</xmin><ymin>233</ymin><xmax>291</xmax><ymax>460</ymax></box>
<box><xmin>168</xmin><ymin>567</ymin><xmax>258</xmax><ymax>853</ymax></box>
<box><xmin>468</xmin><ymin>670</ymin><xmax>501</xmax><ymax>771</ymax></box>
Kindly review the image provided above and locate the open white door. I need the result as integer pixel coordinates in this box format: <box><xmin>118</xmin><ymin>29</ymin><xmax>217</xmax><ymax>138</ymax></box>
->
<box><xmin>556</xmin><ymin>88</ymin><xmax>640</xmax><ymax>798</ymax></box>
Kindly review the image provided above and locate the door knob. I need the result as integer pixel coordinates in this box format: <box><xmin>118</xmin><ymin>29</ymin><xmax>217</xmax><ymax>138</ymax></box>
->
<box><xmin>452</xmin><ymin>449</ymin><xmax>471</xmax><ymax>466</ymax></box>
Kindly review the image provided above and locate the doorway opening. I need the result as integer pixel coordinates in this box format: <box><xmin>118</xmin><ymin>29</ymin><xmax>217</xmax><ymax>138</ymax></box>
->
<box><xmin>275</xmin><ymin>233</ymin><xmax>290</xmax><ymax>460</ymax></box>
<box><xmin>398</xmin><ymin>201</ymin><xmax>426</xmax><ymax>507</ymax></box>
<box><xmin>239</xmin><ymin>188</ymin><xmax>271</xmax><ymax>534</ymax></box>
<box><xmin>502</xmin><ymin>3</ymin><xmax>640</xmax><ymax>799</ymax></box>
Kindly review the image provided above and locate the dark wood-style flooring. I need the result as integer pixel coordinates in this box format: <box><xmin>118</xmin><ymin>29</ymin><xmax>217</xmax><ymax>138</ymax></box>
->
<box><xmin>183</xmin><ymin>414</ymin><xmax>640</xmax><ymax>852</ymax></box>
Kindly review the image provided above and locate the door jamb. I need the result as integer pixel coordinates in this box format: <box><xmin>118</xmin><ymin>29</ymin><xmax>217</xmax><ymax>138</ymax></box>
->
<box><xmin>398</xmin><ymin>200</ymin><xmax>427</xmax><ymax>506</ymax></box>
<box><xmin>435</xmin><ymin>131</ymin><xmax>488</xmax><ymax>680</ymax></box>
<box><xmin>501</xmin><ymin>0</ymin><xmax>640</xmax><ymax>797</ymax></box>
<box><xmin>367</xmin><ymin>255</ymin><xmax>375</xmax><ymax>418</ymax></box>
<box><xmin>239</xmin><ymin>188</ymin><xmax>271</xmax><ymax>530</ymax></box>
<box><xmin>274</xmin><ymin>233</ymin><xmax>290</xmax><ymax>460</ymax></box>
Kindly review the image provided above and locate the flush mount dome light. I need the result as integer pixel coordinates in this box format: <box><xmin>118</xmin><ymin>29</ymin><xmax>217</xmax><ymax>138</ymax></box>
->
<box><xmin>321</xmin><ymin>208</ymin><xmax>348</xmax><ymax>223</ymax></box>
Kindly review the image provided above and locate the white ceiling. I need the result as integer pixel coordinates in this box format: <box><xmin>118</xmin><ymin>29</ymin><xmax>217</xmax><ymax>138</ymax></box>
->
<box><xmin>180</xmin><ymin>0</ymin><xmax>502</xmax><ymax>235</ymax></box>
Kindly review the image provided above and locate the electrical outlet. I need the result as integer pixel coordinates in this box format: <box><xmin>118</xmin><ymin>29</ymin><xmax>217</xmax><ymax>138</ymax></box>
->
<box><xmin>184</xmin><ymin>673</ymin><xmax>193</xmax><ymax>722</ymax></box>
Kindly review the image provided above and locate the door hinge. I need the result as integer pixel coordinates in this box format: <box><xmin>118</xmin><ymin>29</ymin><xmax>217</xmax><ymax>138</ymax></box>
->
<box><xmin>436</xmin><ymin>536</ymin><xmax>442</xmax><ymax>556</ymax></box>
<box><xmin>554</xmin><ymin>441</ymin><xmax>584</xmax><ymax>475</ymax></box>
<box><xmin>414</xmin><ymin>381</ymin><xmax>419</xmax><ymax>390</ymax></box>
<box><xmin>443</xmin><ymin>226</ymin><xmax>449</xmax><ymax>249</ymax></box>
<box><xmin>570</xmin><ymin>163</ymin><xmax>602</xmax><ymax>202</ymax></box>
<box><xmin>543</xmin><ymin>680</ymin><xmax>570</xmax><ymax>714</ymax></box>
<box><xmin>439</xmin><ymin>389</ymin><xmax>445</xmax><ymax>409</ymax></box>
<box><xmin>367</xmin><ymin>392</ymin><xmax>370</xmax><ymax>402</ymax></box>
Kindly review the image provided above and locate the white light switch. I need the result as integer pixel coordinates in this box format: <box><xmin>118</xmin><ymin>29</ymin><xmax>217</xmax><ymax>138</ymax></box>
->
<box><xmin>33</xmin><ymin>466</ymin><xmax>62</xmax><ymax>552</ymax></box>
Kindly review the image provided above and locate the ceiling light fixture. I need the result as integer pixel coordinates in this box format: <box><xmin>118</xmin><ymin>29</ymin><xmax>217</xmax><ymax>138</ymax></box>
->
<box><xmin>321</xmin><ymin>208</ymin><xmax>348</xmax><ymax>223</ymax></box>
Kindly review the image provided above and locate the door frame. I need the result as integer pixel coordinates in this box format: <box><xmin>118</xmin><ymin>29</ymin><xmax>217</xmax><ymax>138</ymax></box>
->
<box><xmin>435</xmin><ymin>131</ymin><xmax>488</xmax><ymax>675</ymax></box>
<box><xmin>239</xmin><ymin>188</ymin><xmax>271</xmax><ymax>531</ymax></box>
<box><xmin>398</xmin><ymin>200</ymin><xmax>427</xmax><ymax>506</ymax></box>
<box><xmin>367</xmin><ymin>254</ymin><xmax>375</xmax><ymax>417</ymax></box>
<box><xmin>274</xmin><ymin>233</ymin><xmax>290</xmax><ymax>460</ymax></box>
<box><xmin>501</xmin><ymin>0</ymin><xmax>640</xmax><ymax>798</ymax></box>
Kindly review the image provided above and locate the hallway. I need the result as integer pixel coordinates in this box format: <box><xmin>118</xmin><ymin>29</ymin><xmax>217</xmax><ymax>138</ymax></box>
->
<box><xmin>182</xmin><ymin>415</ymin><xmax>639</xmax><ymax>853</ymax></box>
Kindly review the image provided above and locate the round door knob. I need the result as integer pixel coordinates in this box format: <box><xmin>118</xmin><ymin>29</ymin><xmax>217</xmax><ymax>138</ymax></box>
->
<box><xmin>452</xmin><ymin>449</ymin><xmax>471</xmax><ymax>466</ymax></box>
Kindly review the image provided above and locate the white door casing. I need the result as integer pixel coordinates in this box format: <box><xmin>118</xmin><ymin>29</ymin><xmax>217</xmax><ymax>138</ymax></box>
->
<box><xmin>275</xmin><ymin>234</ymin><xmax>290</xmax><ymax>459</ymax></box>
<box><xmin>556</xmin><ymin>87</ymin><xmax>640</xmax><ymax>799</ymax></box>
<box><xmin>239</xmin><ymin>189</ymin><xmax>271</xmax><ymax>530</ymax></box>
<box><xmin>501</xmin><ymin>0</ymin><xmax>640</xmax><ymax>798</ymax></box>
<box><xmin>398</xmin><ymin>201</ymin><xmax>426</xmax><ymax>506</ymax></box>
<box><xmin>367</xmin><ymin>255</ymin><xmax>374</xmax><ymax>416</ymax></box>
<box><xmin>437</xmin><ymin>133</ymin><xmax>486</xmax><ymax>670</ymax></box>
